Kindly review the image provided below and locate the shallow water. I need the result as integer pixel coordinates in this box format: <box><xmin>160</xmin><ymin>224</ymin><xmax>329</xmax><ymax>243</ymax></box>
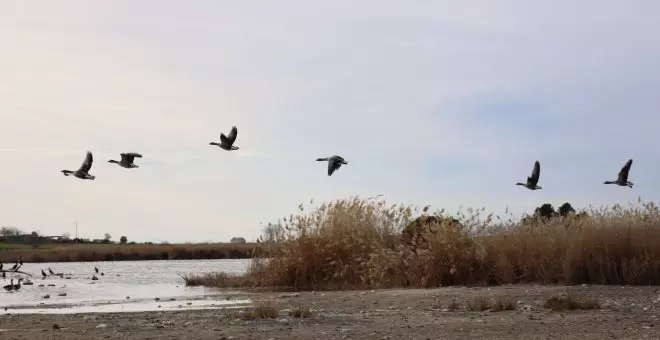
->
<box><xmin>0</xmin><ymin>259</ymin><xmax>251</xmax><ymax>314</ymax></box>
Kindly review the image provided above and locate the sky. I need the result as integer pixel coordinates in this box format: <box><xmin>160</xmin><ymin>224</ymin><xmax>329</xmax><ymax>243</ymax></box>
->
<box><xmin>0</xmin><ymin>1</ymin><xmax>658</xmax><ymax>243</ymax></box>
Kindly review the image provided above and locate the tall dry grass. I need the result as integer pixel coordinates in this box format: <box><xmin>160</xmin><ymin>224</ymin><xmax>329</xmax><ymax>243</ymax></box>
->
<box><xmin>185</xmin><ymin>196</ymin><xmax>660</xmax><ymax>290</ymax></box>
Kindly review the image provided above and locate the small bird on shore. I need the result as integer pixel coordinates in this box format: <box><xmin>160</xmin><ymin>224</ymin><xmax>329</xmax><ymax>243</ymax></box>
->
<box><xmin>3</xmin><ymin>279</ymin><xmax>14</xmax><ymax>291</ymax></box>
<box><xmin>42</xmin><ymin>269</ymin><xmax>47</xmax><ymax>278</ymax></box>
<box><xmin>516</xmin><ymin>160</ymin><xmax>542</xmax><ymax>190</ymax></box>
<box><xmin>209</xmin><ymin>126</ymin><xmax>239</xmax><ymax>151</ymax></box>
<box><xmin>48</xmin><ymin>268</ymin><xmax>55</xmax><ymax>275</ymax></box>
<box><xmin>61</xmin><ymin>151</ymin><xmax>95</xmax><ymax>180</ymax></box>
<box><xmin>604</xmin><ymin>159</ymin><xmax>634</xmax><ymax>188</ymax></box>
<box><xmin>94</xmin><ymin>266</ymin><xmax>99</xmax><ymax>274</ymax></box>
<box><xmin>108</xmin><ymin>152</ymin><xmax>143</xmax><ymax>169</ymax></box>
<box><xmin>316</xmin><ymin>155</ymin><xmax>348</xmax><ymax>176</ymax></box>
<box><xmin>12</xmin><ymin>278</ymin><xmax>23</xmax><ymax>291</ymax></box>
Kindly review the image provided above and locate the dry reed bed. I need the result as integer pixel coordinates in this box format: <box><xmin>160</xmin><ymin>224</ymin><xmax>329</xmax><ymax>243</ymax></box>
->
<box><xmin>0</xmin><ymin>243</ymin><xmax>261</xmax><ymax>263</ymax></box>
<box><xmin>185</xmin><ymin>196</ymin><xmax>660</xmax><ymax>290</ymax></box>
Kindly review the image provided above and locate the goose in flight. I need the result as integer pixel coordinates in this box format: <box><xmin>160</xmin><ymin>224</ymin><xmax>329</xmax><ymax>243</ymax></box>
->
<box><xmin>108</xmin><ymin>153</ymin><xmax>143</xmax><ymax>168</ymax></box>
<box><xmin>516</xmin><ymin>160</ymin><xmax>542</xmax><ymax>190</ymax></box>
<box><xmin>316</xmin><ymin>155</ymin><xmax>348</xmax><ymax>176</ymax></box>
<box><xmin>61</xmin><ymin>151</ymin><xmax>95</xmax><ymax>180</ymax></box>
<box><xmin>209</xmin><ymin>126</ymin><xmax>239</xmax><ymax>151</ymax></box>
<box><xmin>604</xmin><ymin>159</ymin><xmax>634</xmax><ymax>188</ymax></box>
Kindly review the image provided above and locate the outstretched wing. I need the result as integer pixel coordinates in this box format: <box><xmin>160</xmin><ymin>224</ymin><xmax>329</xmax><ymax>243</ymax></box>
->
<box><xmin>226</xmin><ymin>126</ymin><xmax>237</xmax><ymax>143</ymax></box>
<box><xmin>529</xmin><ymin>160</ymin><xmax>540</xmax><ymax>184</ymax></box>
<box><xmin>78</xmin><ymin>151</ymin><xmax>93</xmax><ymax>172</ymax></box>
<box><xmin>121</xmin><ymin>152</ymin><xmax>142</xmax><ymax>164</ymax></box>
<box><xmin>617</xmin><ymin>159</ymin><xmax>633</xmax><ymax>182</ymax></box>
<box><xmin>220</xmin><ymin>126</ymin><xmax>237</xmax><ymax>145</ymax></box>
<box><xmin>328</xmin><ymin>160</ymin><xmax>341</xmax><ymax>176</ymax></box>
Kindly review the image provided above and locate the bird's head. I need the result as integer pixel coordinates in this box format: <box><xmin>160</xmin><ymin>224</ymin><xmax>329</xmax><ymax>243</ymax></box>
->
<box><xmin>108</xmin><ymin>159</ymin><xmax>118</xmax><ymax>164</ymax></box>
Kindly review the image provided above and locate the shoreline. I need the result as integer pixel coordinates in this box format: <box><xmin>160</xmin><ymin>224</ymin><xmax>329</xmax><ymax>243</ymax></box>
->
<box><xmin>1</xmin><ymin>284</ymin><xmax>658</xmax><ymax>339</ymax></box>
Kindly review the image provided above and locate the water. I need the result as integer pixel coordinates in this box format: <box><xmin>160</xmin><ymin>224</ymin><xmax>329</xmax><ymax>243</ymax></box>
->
<box><xmin>0</xmin><ymin>259</ymin><xmax>252</xmax><ymax>314</ymax></box>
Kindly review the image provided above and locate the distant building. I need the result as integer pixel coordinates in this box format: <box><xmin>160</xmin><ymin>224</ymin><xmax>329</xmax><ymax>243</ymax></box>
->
<box><xmin>230</xmin><ymin>237</ymin><xmax>246</xmax><ymax>244</ymax></box>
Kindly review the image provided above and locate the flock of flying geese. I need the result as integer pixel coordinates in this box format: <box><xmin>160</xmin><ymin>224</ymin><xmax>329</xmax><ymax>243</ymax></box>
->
<box><xmin>514</xmin><ymin>159</ymin><xmax>635</xmax><ymax>190</ymax></box>
<box><xmin>61</xmin><ymin>124</ymin><xmax>634</xmax><ymax>184</ymax></box>
<box><xmin>61</xmin><ymin>126</ymin><xmax>350</xmax><ymax>179</ymax></box>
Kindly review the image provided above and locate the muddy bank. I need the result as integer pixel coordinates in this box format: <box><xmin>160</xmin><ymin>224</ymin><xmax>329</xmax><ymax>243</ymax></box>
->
<box><xmin>1</xmin><ymin>285</ymin><xmax>659</xmax><ymax>339</ymax></box>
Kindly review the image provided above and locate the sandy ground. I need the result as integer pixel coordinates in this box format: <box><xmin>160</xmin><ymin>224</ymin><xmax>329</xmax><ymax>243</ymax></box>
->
<box><xmin>1</xmin><ymin>285</ymin><xmax>660</xmax><ymax>339</ymax></box>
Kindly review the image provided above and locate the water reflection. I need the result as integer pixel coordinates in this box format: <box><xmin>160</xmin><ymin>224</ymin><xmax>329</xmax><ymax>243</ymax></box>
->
<box><xmin>0</xmin><ymin>259</ymin><xmax>251</xmax><ymax>314</ymax></box>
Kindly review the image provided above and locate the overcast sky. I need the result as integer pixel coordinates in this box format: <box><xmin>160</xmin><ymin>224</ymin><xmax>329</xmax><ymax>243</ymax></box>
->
<box><xmin>1</xmin><ymin>1</ymin><xmax>658</xmax><ymax>242</ymax></box>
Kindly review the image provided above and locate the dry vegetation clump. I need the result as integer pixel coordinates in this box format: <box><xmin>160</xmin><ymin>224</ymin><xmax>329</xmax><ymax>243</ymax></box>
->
<box><xmin>465</xmin><ymin>295</ymin><xmax>515</xmax><ymax>311</ymax></box>
<box><xmin>188</xmin><ymin>196</ymin><xmax>660</xmax><ymax>290</ymax></box>
<box><xmin>240</xmin><ymin>301</ymin><xmax>279</xmax><ymax>320</ymax></box>
<box><xmin>467</xmin><ymin>296</ymin><xmax>492</xmax><ymax>311</ymax></box>
<box><xmin>543</xmin><ymin>294</ymin><xmax>601</xmax><ymax>311</ymax></box>
<box><xmin>447</xmin><ymin>300</ymin><xmax>461</xmax><ymax>311</ymax></box>
<box><xmin>288</xmin><ymin>305</ymin><xmax>313</xmax><ymax>318</ymax></box>
<box><xmin>493</xmin><ymin>296</ymin><xmax>517</xmax><ymax>311</ymax></box>
<box><xmin>181</xmin><ymin>272</ymin><xmax>249</xmax><ymax>287</ymax></box>
<box><xmin>0</xmin><ymin>243</ymin><xmax>260</xmax><ymax>263</ymax></box>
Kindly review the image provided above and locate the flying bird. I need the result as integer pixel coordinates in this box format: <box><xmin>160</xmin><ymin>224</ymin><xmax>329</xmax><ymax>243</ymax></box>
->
<box><xmin>604</xmin><ymin>159</ymin><xmax>634</xmax><ymax>188</ymax></box>
<box><xmin>108</xmin><ymin>152</ymin><xmax>143</xmax><ymax>168</ymax></box>
<box><xmin>516</xmin><ymin>160</ymin><xmax>542</xmax><ymax>190</ymax></box>
<box><xmin>209</xmin><ymin>126</ymin><xmax>239</xmax><ymax>151</ymax></box>
<box><xmin>316</xmin><ymin>155</ymin><xmax>348</xmax><ymax>176</ymax></box>
<box><xmin>61</xmin><ymin>151</ymin><xmax>96</xmax><ymax>180</ymax></box>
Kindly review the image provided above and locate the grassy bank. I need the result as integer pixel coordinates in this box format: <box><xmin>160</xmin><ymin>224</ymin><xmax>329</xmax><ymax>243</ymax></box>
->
<box><xmin>184</xmin><ymin>196</ymin><xmax>660</xmax><ymax>290</ymax></box>
<box><xmin>0</xmin><ymin>242</ymin><xmax>260</xmax><ymax>263</ymax></box>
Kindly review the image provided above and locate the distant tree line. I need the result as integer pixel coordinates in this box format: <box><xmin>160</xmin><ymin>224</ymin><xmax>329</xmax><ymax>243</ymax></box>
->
<box><xmin>0</xmin><ymin>227</ymin><xmax>133</xmax><ymax>245</ymax></box>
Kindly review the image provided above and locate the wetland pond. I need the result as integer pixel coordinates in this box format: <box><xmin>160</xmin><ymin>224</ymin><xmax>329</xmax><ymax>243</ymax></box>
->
<box><xmin>0</xmin><ymin>259</ymin><xmax>252</xmax><ymax>314</ymax></box>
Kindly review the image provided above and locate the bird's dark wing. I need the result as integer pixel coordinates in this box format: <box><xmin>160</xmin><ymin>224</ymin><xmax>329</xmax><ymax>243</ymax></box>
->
<box><xmin>78</xmin><ymin>151</ymin><xmax>93</xmax><ymax>172</ymax></box>
<box><xmin>122</xmin><ymin>152</ymin><xmax>142</xmax><ymax>164</ymax></box>
<box><xmin>333</xmin><ymin>155</ymin><xmax>345</xmax><ymax>163</ymax></box>
<box><xmin>328</xmin><ymin>160</ymin><xmax>341</xmax><ymax>176</ymax></box>
<box><xmin>220</xmin><ymin>132</ymin><xmax>229</xmax><ymax>145</ymax></box>
<box><xmin>226</xmin><ymin>126</ymin><xmax>238</xmax><ymax>144</ymax></box>
<box><xmin>618</xmin><ymin>159</ymin><xmax>633</xmax><ymax>182</ymax></box>
<box><xmin>529</xmin><ymin>160</ymin><xmax>540</xmax><ymax>185</ymax></box>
